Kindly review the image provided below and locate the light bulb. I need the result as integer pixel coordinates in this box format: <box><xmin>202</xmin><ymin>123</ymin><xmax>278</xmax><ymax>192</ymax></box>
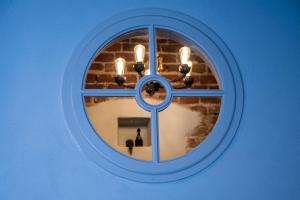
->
<box><xmin>134</xmin><ymin>44</ymin><xmax>146</xmax><ymax>63</ymax></box>
<box><xmin>144</xmin><ymin>69</ymin><xmax>150</xmax><ymax>76</ymax></box>
<box><xmin>179</xmin><ymin>46</ymin><xmax>191</xmax><ymax>65</ymax></box>
<box><xmin>144</xmin><ymin>68</ymin><xmax>160</xmax><ymax>76</ymax></box>
<box><xmin>114</xmin><ymin>57</ymin><xmax>126</xmax><ymax>76</ymax></box>
<box><xmin>186</xmin><ymin>61</ymin><xmax>193</xmax><ymax>77</ymax></box>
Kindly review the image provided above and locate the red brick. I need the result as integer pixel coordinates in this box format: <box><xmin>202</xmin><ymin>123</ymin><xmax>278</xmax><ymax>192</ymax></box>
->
<box><xmin>192</xmin><ymin>63</ymin><xmax>206</xmax><ymax>73</ymax></box>
<box><xmin>172</xmin><ymin>83</ymin><xmax>188</xmax><ymax>89</ymax></box>
<box><xmin>105</xmin><ymin>63</ymin><xmax>114</xmax><ymax>72</ymax></box>
<box><xmin>144</xmin><ymin>54</ymin><xmax>149</xmax><ymax>62</ymax></box>
<box><xmin>187</xmin><ymin>138</ymin><xmax>199</xmax><ymax>148</ymax></box>
<box><xmin>106</xmin><ymin>84</ymin><xmax>124</xmax><ymax>89</ymax></box>
<box><xmin>119</xmin><ymin>39</ymin><xmax>130</xmax><ymax>43</ymax></box>
<box><xmin>191</xmin><ymin>54</ymin><xmax>204</xmax><ymax>63</ymax></box>
<box><xmin>84</xmin><ymin>96</ymin><xmax>92</xmax><ymax>103</ymax></box>
<box><xmin>159</xmin><ymin>53</ymin><xmax>177</xmax><ymax>63</ymax></box>
<box><xmin>95</xmin><ymin>52</ymin><xmax>114</xmax><ymax>62</ymax></box>
<box><xmin>85</xmin><ymin>74</ymin><xmax>97</xmax><ymax>83</ymax></box>
<box><xmin>201</xmin><ymin>97</ymin><xmax>221</xmax><ymax>104</ymax></box>
<box><xmin>208</xmin><ymin>85</ymin><xmax>219</xmax><ymax>89</ymax></box>
<box><xmin>164</xmin><ymin>64</ymin><xmax>179</xmax><ymax>72</ymax></box>
<box><xmin>157</xmin><ymin>38</ymin><xmax>168</xmax><ymax>44</ymax></box>
<box><xmin>126</xmin><ymin>63</ymin><xmax>136</xmax><ymax>72</ymax></box>
<box><xmin>179</xmin><ymin>97</ymin><xmax>200</xmax><ymax>104</ymax></box>
<box><xmin>207</xmin><ymin>67</ymin><xmax>213</xmax><ymax>74</ymax></box>
<box><xmin>125</xmin><ymin>74</ymin><xmax>137</xmax><ymax>83</ymax></box>
<box><xmin>96</xmin><ymin>74</ymin><xmax>113</xmax><ymax>83</ymax></box>
<box><xmin>191</xmin><ymin>75</ymin><xmax>201</xmax><ymax>83</ymax></box>
<box><xmin>122</xmin><ymin>43</ymin><xmax>136</xmax><ymax>51</ymax></box>
<box><xmin>131</xmin><ymin>38</ymin><xmax>148</xmax><ymax>43</ymax></box>
<box><xmin>106</xmin><ymin>84</ymin><xmax>135</xmax><ymax>89</ymax></box>
<box><xmin>211</xmin><ymin>115</ymin><xmax>219</xmax><ymax>124</ymax></box>
<box><xmin>156</xmin><ymin>44</ymin><xmax>162</xmax><ymax>52</ymax></box>
<box><xmin>200</xmin><ymin>75</ymin><xmax>218</xmax><ymax>84</ymax></box>
<box><xmin>124</xmin><ymin>83</ymin><xmax>136</xmax><ymax>89</ymax></box>
<box><xmin>90</xmin><ymin>63</ymin><xmax>104</xmax><ymax>70</ymax></box>
<box><xmin>105</xmin><ymin>43</ymin><xmax>121</xmax><ymax>52</ymax></box>
<box><xmin>84</xmin><ymin>84</ymin><xmax>105</xmax><ymax>89</ymax></box>
<box><xmin>116</xmin><ymin>53</ymin><xmax>134</xmax><ymax>62</ymax></box>
<box><xmin>161</xmin><ymin>44</ymin><xmax>182</xmax><ymax>53</ymax></box>
<box><xmin>94</xmin><ymin>97</ymin><xmax>108</xmax><ymax>103</ymax></box>
<box><xmin>163</xmin><ymin>74</ymin><xmax>180</xmax><ymax>81</ymax></box>
<box><xmin>168</xmin><ymin>39</ymin><xmax>180</xmax><ymax>44</ymax></box>
<box><xmin>191</xmin><ymin>84</ymin><xmax>208</xmax><ymax>89</ymax></box>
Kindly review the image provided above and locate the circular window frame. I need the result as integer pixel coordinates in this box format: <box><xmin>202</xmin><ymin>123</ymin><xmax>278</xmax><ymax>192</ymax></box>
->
<box><xmin>62</xmin><ymin>8</ymin><xmax>244</xmax><ymax>183</ymax></box>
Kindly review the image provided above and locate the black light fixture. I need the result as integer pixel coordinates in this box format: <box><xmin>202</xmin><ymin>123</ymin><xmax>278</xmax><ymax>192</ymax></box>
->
<box><xmin>178</xmin><ymin>46</ymin><xmax>191</xmax><ymax>74</ymax></box>
<box><xmin>145</xmin><ymin>81</ymin><xmax>161</xmax><ymax>96</ymax></box>
<box><xmin>114</xmin><ymin>44</ymin><xmax>194</xmax><ymax>95</ymax></box>
<box><xmin>183</xmin><ymin>60</ymin><xmax>194</xmax><ymax>86</ymax></box>
<box><xmin>114</xmin><ymin>57</ymin><xmax>126</xmax><ymax>86</ymax></box>
<box><xmin>133</xmin><ymin>44</ymin><xmax>146</xmax><ymax>74</ymax></box>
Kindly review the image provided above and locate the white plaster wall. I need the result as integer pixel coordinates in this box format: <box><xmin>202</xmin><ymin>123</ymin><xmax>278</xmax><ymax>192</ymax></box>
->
<box><xmin>86</xmin><ymin>98</ymin><xmax>202</xmax><ymax>161</ymax></box>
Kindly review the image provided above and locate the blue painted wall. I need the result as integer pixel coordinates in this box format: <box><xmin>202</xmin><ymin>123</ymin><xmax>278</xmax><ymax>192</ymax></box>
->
<box><xmin>0</xmin><ymin>0</ymin><xmax>299</xmax><ymax>199</ymax></box>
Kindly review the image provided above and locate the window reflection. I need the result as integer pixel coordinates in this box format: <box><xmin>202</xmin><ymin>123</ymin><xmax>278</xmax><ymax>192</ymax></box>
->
<box><xmin>159</xmin><ymin>97</ymin><xmax>221</xmax><ymax>160</ymax></box>
<box><xmin>156</xmin><ymin>28</ymin><xmax>219</xmax><ymax>89</ymax></box>
<box><xmin>84</xmin><ymin>96</ymin><xmax>152</xmax><ymax>161</ymax></box>
<box><xmin>84</xmin><ymin>29</ymin><xmax>149</xmax><ymax>89</ymax></box>
<box><xmin>83</xmin><ymin>28</ymin><xmax>222</xmax><ymax>162</ymax></box>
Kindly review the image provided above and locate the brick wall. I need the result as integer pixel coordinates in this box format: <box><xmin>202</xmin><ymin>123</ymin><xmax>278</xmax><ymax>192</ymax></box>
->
<box><xmin>84</xmin><ymin>33</ymin><xmax>221</xmax><ymax>152</ymax></box>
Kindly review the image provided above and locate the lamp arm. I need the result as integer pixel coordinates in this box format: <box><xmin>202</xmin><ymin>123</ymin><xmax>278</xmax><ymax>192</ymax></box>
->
<box><xmin>170</xmin><ymin>74</ymin><xmax>186</xmax><ymax>82</ymax></box>
<box><xmin>172</xmin><ymin>85</ymin><xmax>188</xmax><ymax>89</ymax></box>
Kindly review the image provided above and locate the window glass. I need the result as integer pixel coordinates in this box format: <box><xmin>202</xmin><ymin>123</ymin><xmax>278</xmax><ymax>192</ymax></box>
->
<box><xmin>83</xmin><ymin>28</ymin><xmax>221</xmax><ymax>161</ymax></box>
<box><xmin>159</xmin><ymin>97</ymin><xmax>221</xmax><ymax>160</ymax></box>
<box><xmin>141</xmin><ymin>81</ymin><xmax>166</xmax><ymax>105</ymax></box>
<box><xmin>84</xmin><ymin>96</ymin><xmax>152</xmax><ymax>161</ymax></box>
<box><xmin>84</xmin><ymin>29</ymin><xmax>149</xmax><ymax>89</ymax></box>
<box><xmin>156</xmin><ymin>28</ymin><xmax>219</xmax><ymax>89</ymax></box>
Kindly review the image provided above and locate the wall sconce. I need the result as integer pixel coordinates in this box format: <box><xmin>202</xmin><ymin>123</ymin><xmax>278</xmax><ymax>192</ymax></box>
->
<box><xmin>133</xmin><ymin>44</ymin><xmax>146</xmax><ymax>74</ymax></box>
<box><xmin>114</xmin><ymin>44</ymin><xmax>194</xmax><ymax>95</ymax></box>
<box><xmin>179</xmin><ymin>46</ymin><xmax>191</xmax><ymax>74</ymax></box>
<box><xmin>114</xmin><ymin>57</ymin><xmax>126</xmax><ymax>86</ymax></box>
<box><xmin>157</xmin><ymin>56</ymin><xmax>165</xmax><ymax>72</ymax></box>
<box><xmin>183</xmin><ymin>61</ymin><xmax>194</xmax><ymax>86</ymax></box>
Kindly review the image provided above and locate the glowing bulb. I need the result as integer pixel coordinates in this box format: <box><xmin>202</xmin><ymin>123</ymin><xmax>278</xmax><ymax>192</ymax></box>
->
<box><xmin>114</xmin><ymin>57</ymin><xmax>126</xmax><ymax>76</ymax></box>
<box><xmin>186</xmin><ymin>61</ymin><xmax>193</xmax><ymax>77</ymax></box>
<box><xmin>179</xmin><ymin>46</ymin><xmax>191</xmax><ymax>65</ymax></box>
<box><xmin>134</xmin><ymin>44</ymin><xmax>146</xmax><ymax>63</ymax></box>
<box><xmin>144</xmin><ymin>69</ymin><xmax>150</xmax><ymax>76</ymax></box>
<box><xmin>144</xmin><ymin>68</ymin><xmax>159</xmax><ymax>76</ymax></box>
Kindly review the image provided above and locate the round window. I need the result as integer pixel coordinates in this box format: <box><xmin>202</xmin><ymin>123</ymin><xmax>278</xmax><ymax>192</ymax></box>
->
<box><xmin>62</xmin><ymin>9</ymin><xmax>243</xmax><ymax>182</ymax></box>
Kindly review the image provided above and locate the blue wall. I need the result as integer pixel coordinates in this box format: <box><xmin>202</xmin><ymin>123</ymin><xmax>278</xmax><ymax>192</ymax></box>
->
<box><xmin>0</xmin><ymin>0</ymin><xmax>299</xmax><ymax>199</ymax></box>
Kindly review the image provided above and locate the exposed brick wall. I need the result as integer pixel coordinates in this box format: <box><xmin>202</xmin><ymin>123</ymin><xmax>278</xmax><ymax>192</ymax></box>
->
<box><xmin>84</xmin><ymin>33</ymin><xmax>221</xmax><ymax>153</ymax></box>
<box><xmin>181</xmin><ymin>97</ymin><xmax>221</xmax><ymax>152</ymax></box>
<box><xmin>84</xmin><ymin>34</ymin><xmax>219</xmax><ymax>89</ymax></box>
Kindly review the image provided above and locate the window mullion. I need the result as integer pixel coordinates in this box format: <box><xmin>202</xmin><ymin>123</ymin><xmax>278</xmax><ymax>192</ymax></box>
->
<box><xmin>82</xmin><ymin>89</ymin><xmax>136</xmax><ymax>96</ymax></box>
<box><xmin>148</xmin><ymin>25</ymin><xmax>157</xmax><ymax>75</ymax></box>
<box><xmin>151</xmin><ymin>109</ymin><xmax>160</xmax><ymax>163</ymax></box>
<box><xmin>172</xmin><ymin>89</ymin><xmax>224</xmax><ymax>97</ymax></box>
